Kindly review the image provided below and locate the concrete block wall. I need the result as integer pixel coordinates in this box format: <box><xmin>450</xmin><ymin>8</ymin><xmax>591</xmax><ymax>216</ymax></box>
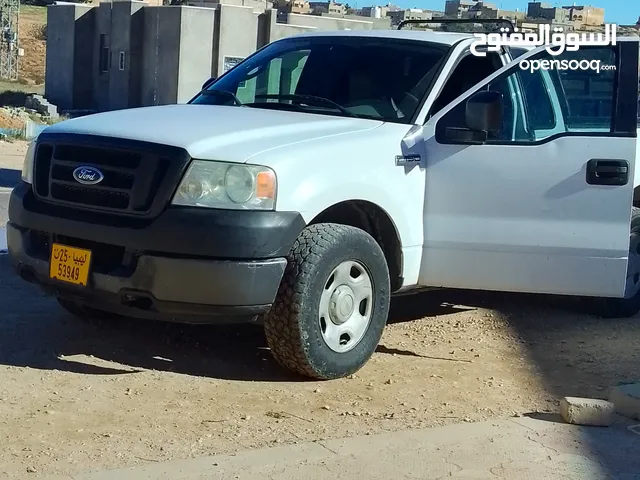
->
<box><xmin>287</xmin><ymin>12</ymin><xmax>377</xmax><ymax>30</ymax></box>
<box><xmin>326</xmin><ymin>13</ymin><xmax>391</xmax><ymax>29</ymax></box>
<box><xmin>271</xmin><ymin>22</ymin><xmax>316</xmax><ymax>41</ymax></box>
<box><xmin>258</xmin><ymin>8</ymin><xmax>317</xmax><ymax>43</ymax></box>
<box><xmin>188</xmin><ymin>0</ymin><xmax>273</xmax><ymax>14</ymax></box>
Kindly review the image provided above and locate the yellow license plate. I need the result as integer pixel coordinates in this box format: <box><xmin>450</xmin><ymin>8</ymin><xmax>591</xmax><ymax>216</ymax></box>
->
<box><xmin>49</xmin><ymin>243</ymin><xmax>92</xmax><ymax>286</ymax></box>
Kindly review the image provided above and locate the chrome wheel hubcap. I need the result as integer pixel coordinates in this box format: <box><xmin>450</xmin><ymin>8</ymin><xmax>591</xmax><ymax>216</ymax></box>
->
<box><xmin>319</xmin><ymin>260</ymin><xmax>373</xmax><ymax>353</ymax></box>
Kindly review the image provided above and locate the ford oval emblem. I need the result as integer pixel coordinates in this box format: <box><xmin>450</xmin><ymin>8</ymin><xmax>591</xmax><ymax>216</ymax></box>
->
<box><xmin>73</xmin><ymin>166</ymin><xmax>104</xmax><ymax>185</ymax></box>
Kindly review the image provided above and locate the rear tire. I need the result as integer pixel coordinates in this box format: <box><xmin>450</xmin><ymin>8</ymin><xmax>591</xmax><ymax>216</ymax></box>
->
<box><xmin>264</xmin><ymin>223</ymin><xmax>390</xmax><ymax>380</ymax></box>
<box><xmin>584</xmin><ymin>206</ymin><xmax>640</xmax><ymax>318</ymax></box>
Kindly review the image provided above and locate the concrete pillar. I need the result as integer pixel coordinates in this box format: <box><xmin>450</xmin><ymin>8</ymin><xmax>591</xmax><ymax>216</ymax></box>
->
<box><xmin>45</xmin><ymin>4</ymin><xmax>96</xmax><ymax>110</ymax></box>
<box><xmin>142</xmin><ymin>7</ymin><xmax>181</xmax><ymax>106</ymax></box>
<box><xmin>215</xmin><ymin>5</ymin><xmax>258</xmax><ymax>78</ymax></box>
<box><xmin>92</xmin><ymin>3</ymin><xmax>112</xmax><ymax>112</ymax></box>
<box><xmin>142</xmin><ymin>6</ymin><xmax>215</xmax><ymax>106</ymax></box>
<box><xmin>177</xmin><ymin>7</ymin><xmax>215</xmax><ymax>102</ymax></box>
<box><xmin>108</xmin><ymin>1</ymin><xmax>146</xmax><ymax>111</ymax></box>
<box><xmin>257</xmin><ymin>8</ymin><xmax>277</xmax><ymax>48</ymax></box>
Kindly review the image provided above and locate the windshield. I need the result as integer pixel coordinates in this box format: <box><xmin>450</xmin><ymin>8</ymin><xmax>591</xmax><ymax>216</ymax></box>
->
<box><xmin>190</xmin><ymin>36</ymin><xmax>449</xmax><ymax>124</ymax></box>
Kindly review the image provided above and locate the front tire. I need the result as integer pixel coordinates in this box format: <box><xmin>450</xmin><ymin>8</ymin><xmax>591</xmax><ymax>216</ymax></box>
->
<box><xmin>264</xmin><ymin>223</ymin><xmax>390</xmax><ymax>380</ymax></box>
<box><xmin>585</xmin><ymin>206</ymin><xmax>640</xmax><ymax>318</ymax></box>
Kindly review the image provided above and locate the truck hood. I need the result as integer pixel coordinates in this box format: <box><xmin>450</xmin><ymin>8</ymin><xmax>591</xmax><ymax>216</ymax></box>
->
<box><xmin>45</xmin><ymin>104</ymin><xmax>383</xmax><ymax>163</ymax></box>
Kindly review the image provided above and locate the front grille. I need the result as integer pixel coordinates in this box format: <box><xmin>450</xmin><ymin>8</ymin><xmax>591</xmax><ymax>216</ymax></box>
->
<box><xmin>50</xmin><ymin>183</ymin><xmax>131</xmax><ymax>209</ymax></box>
<box><xmin>32</xmin><ymin>135</ymin><xmax>189</xmax><ymax>217</ymax></box>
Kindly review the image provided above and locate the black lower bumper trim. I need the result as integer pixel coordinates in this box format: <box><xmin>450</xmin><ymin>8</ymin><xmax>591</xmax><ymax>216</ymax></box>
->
<box><xmin>9</xmin><ymin>181</ymin><xmax>306</xmax><ymax>259</ymax></box>
<box><xmin>7</xmin><ymin>222</ymin><xmax>287</xmax><ymax>324</ymax></box>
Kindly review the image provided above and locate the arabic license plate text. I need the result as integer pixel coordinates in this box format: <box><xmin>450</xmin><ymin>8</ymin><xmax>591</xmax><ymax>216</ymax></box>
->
<box><xmin>49</xmin><ymin>243</ymin><xmax>92</xmax><ymax>286</ymax></box>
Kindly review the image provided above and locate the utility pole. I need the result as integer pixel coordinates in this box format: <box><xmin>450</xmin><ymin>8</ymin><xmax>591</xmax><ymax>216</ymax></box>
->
<box><xmin>0</xmin><ymin>0</ymin><xmax>19</xmax><ymax>81</ymax></box>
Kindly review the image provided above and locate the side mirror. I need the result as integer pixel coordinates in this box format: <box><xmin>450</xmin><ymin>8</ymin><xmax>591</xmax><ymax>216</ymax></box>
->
<box><xmin>465</xmin><ymin>90</ymin><xmax>503</xmax><ymax>133</ymax></box>
<box><xmin>201</xmin><ymin>77</ymin><xmax>216</xmax><ymax>90</ymax></box>
<box><xmin>438</xmin><ymin>89</ymin><xmax>504</xmax><ymax>145</ymax></box>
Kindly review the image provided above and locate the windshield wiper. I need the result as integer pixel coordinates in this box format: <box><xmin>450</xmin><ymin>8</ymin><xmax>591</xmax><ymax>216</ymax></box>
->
<box><xmin>253</xmin><ymin>94</ymin><xmax>359</xmax><ymax>118</ymax></box>
<box><xmin>198</xmin><ymin>89</ymin><xmax>243</xmax><ymax>106</ymax></box>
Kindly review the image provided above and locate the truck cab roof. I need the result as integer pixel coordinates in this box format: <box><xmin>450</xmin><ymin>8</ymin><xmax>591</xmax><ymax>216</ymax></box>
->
<box><xmin>280</xmin><ymin>29</ymin><xmax>476</xmax><ymax>46</ymax></box>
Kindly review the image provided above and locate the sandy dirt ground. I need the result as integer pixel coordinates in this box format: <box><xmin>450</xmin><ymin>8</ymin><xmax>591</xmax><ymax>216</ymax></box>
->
<box><xmin>0</xmin><ymin>142</ymin><xmax>639</xmax><ymax>479</ymax></box>
<box><xmin>0</xmin><ymin>140</ymin><xmax>28</xmax><ymax>170</ymax></box>
<box><xmin>18</xmin><ymin>6</ymin><xmax>47</xmax><ymax>86</ymax></box>
<box><xmin>2</xmin><ymin>268</ymin><xmax>639</xmax><ymax>480</ymax></box>
<box><xmin>0</xmin><ymin>111</ymin><xmax>28</xmax><ymax>130</ymax></box>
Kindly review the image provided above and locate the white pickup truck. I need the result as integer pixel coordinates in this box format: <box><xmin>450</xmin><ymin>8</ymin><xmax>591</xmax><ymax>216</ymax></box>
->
<box><xmin>7</xmin><ymin>27</ymin><xmax>640</xmax><ymax>380</ymax></box>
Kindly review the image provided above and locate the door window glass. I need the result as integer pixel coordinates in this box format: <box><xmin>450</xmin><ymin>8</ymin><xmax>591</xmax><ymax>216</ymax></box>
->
<box><xmin>436</xmin><ymin>47</ymin><xmax>618</xmax><ymax>144</ymax></box>
<box><xmin>548</xmin><ymin>48</ymin><xmax>616</xmax><ymax>131</ymax></box>
<box><xmin>429</xmin><ymin>52</ymin><xmax>504</xmax><ymax>117</ymax></box>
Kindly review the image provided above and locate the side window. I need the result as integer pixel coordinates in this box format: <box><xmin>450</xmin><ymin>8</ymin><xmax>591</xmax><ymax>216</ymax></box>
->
<box><xmin>235</xmin><ymin>50</ymin><xmax>311</xmax><ymax>104</ymax></box>
<box><xmin>548</xmin><ymin>48</ymin><xmax>616</xmax><ymax>131</ymax></box>
<box><xmin>429</xmin><ymin>52</ymin><xmax>503</xmax><ymax>117</ymax></box>
<box><xmin>483</xmin><ymin>67</ymin><xmax>556</xmax><ymax>141</ymax></box>
<box><xmin>517</xmin><ymin>68</ymin><xmax>555</xmax><ymax>131</ymax></box>
<box><xmin>507</xmin><ymin>47</ymin><xmax>528</xmax><ymax>59</ymax></box>
<box><xmin>436</xmin><ymin>46</ymin><xmax>617</xmax><ymax>144</ymax></box>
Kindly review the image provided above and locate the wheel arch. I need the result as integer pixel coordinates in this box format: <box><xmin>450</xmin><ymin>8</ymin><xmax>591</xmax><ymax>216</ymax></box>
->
<box><xmin>308</xmin><ymin>200</ymin><xmax>404</xmax><ymax>292</ymax></box>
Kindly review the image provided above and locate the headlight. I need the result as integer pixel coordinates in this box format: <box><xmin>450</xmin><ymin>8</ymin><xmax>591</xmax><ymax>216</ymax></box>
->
<box><xmin>172</xmin><ymin>160</ymin><xmax>277</xmax><ymax>210</ymax></box>
<box><xmin>21</xmin><ymin>141</ymin><xmax>36</xmax><ymax>184</ymax></box>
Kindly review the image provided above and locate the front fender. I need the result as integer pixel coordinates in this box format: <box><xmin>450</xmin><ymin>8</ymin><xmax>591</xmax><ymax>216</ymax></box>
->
<box><xmin>254</xmin><ymin>121</ymin><xmax>427</xmax><ymax>286</ymax></box>
<box><xmin>289</xmin><ymin>181</ymin><xmax>417</xmax><ymax>247</ymax></box>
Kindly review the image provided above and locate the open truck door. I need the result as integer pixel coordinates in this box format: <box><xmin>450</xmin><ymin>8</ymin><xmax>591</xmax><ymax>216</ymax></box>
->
<box><xmin>417</xmin><ymin>38</ymin><xmax>639</xmax><ymax>304</ymax></box>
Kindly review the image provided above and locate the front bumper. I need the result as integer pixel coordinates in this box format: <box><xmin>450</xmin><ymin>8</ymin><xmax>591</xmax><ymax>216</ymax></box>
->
<box><xmin>8</xmin><ymin>182</ymin><xmax>305</xmax><ymax>323</ymax></box>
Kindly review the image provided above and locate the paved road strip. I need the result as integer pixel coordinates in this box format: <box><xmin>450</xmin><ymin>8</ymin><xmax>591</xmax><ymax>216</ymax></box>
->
<box><xmin>38</xmin><ymin>416</ymin><xmax>640</xmax><ymax>480</ymax></box>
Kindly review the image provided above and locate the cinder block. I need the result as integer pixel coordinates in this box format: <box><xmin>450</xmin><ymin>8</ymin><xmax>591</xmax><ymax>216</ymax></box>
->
<box><xmin>31</xmin><ymin>95</ymin><xmax>60</xmax><ymax>118</ymax></box>
<box><xmin>609</xmin><ymin>383</ymin><xmax>640</xmax><ymax>421</ymax></box>
<box><xmin>44</xmin><ymin>103</ymin><xmax>59</xmax><ymax>119</ymax></box>
<box><xmin>559</xmin><ymin>397</ymin><xmax>614</xmax><ymax>426</ymax></box>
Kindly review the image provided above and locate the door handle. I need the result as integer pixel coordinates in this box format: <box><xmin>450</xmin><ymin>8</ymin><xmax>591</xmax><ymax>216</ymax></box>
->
<box><xmin>586</xmin><ymin>159</ymin><xmax>629</xmax><ymax>186</ymax></box>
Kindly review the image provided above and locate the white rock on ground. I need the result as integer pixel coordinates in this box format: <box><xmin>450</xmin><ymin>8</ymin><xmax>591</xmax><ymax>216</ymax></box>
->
<box><xmin>609</xmin><ymin>383</ymin><xmax>640</xmax><ymax>421</ymax></box>
<box><xmin>559</xmin><ymin>397</ymin><xmax>615</xmax><ymax>426</ymax></box>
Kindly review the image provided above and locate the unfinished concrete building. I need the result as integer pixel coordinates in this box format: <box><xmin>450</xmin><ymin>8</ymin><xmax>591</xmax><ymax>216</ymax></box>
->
<box><xmin>45</xmin><ymin>0</ymin><xmax>390</xmax><ymax>113</ymax></box>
